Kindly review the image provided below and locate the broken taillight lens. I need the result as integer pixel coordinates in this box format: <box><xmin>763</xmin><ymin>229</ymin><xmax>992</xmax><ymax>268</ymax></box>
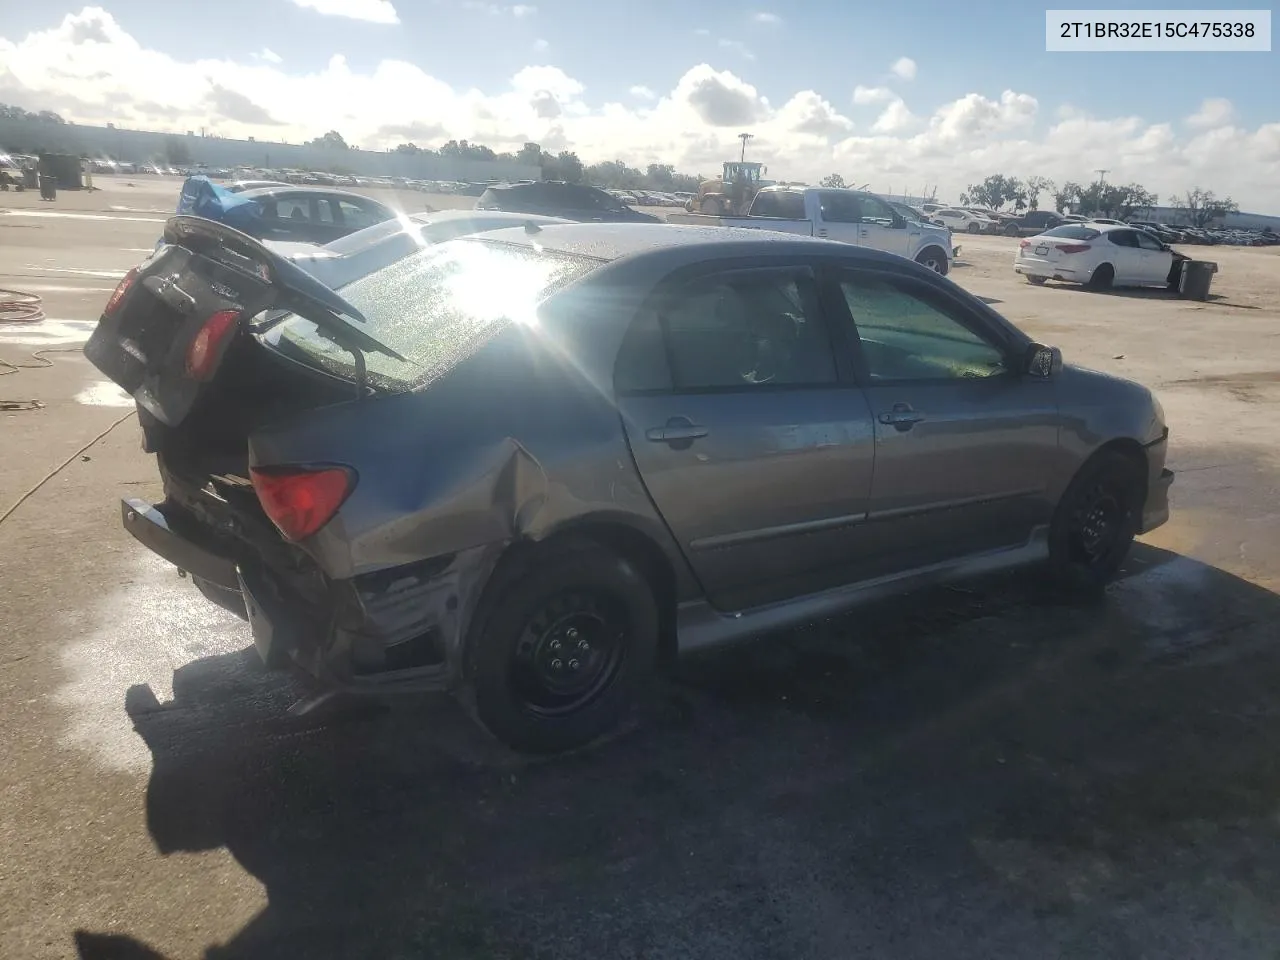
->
<box><xmin>250</xmin><ymin>466</ymin><xmax>355</xmax><ymax>542</ymax></box>
<box><xmin>185</xmin><ymin>309</ymin><xmax>239</xmax><ymax>380</ymax></box>
<box><xmin>103</xmin><ymin>266</ymin><xmax>139</xmax><ymax>317</ymax></box>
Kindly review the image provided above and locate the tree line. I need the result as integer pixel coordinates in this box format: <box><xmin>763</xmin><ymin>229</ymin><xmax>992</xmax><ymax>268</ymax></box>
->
<box><xmin>814</xmin><ymin>169</ymin><xmax>1242</xmax><ymax>226</ymax></box>
<box><xmin>959</xmin><ymin>173</ymin><xmax>1239</xmax><ymax>228</ymax></box>
<box><xmin>306</xmin><ymin>130</ymin><xmax>705</xmax><ymax>192</ymax></box>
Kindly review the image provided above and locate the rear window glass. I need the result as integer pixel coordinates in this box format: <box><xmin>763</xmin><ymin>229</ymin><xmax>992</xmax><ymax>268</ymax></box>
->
<box><xmin>265</xmin><ymin>239</ymin><xmax>601</xmax><ymax>389</ymax></box>
<box><xmin>1041</xmin><ymin>224</ymin><xmax>1101</xmax><ymax>240</ymax></box>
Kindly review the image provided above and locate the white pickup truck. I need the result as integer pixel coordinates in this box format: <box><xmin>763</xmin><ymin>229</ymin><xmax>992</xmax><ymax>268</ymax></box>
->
<box><xmin>668</xmin><ymin>186</ymin><xmax>959</xmax><ymax>276</ymax></box>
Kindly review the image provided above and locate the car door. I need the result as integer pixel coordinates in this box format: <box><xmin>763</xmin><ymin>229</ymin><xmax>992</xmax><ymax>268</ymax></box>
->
<box><xmin>1102</xmin><ymin>229</ymin><xmax>1144</xmax><ymax>283</ymax></box>
<box><xmin>614</xmin><ymin>261</ymin><xmax>878</xmax><ymax>612</ymax></box>
<box><xmin>814</xmin><ymin>190</ymin><xmax>863</xmax><ymax>243</ymax></box>
<box><xmin>852</xmin><ymin>194</ymin><xmax>912</xmax><ymax>256</ymax></box>
<box><xmin>827</xmin><ymin>265</ymin><xmax>1060</xmax><ymax>573</ymax></box>
<box><xmin>1133</xmin><ymin>227</ymin><xmax>1173</xmax><ymax>284</ymax></box>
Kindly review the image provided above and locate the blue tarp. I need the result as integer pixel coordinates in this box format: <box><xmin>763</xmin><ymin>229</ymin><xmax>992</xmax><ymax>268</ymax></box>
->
<box><xmin>174</xmin><ymin>175</ymin><xmax>261</xmax><ymax>233</ymax></box>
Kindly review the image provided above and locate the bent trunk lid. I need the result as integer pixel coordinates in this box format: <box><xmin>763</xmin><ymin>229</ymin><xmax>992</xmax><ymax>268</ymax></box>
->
<box><xmin>84</xmin><ymin>215</ymin><xmax>402</xmax><ymax>427</ymax></box>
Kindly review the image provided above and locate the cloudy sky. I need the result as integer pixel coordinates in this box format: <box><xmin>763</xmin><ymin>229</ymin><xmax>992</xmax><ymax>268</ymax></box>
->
<box><xmin>1</xmin><ymin>2</ymin><xmax>1277</xmax><ymax>210</ymax></box>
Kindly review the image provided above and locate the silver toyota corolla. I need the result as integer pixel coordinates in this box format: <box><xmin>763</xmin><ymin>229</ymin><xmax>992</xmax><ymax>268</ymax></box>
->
<box><xmin>85</xmin><ymin>217</ymin><xmax>1173</xmax><ymax>753</ymax></box>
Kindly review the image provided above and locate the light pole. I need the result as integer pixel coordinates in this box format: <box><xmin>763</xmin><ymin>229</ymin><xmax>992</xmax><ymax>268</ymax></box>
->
<box><xmin>738</xmin><ymin>132</ymin><xmax>754</xmax><ymax>162</ymax></box>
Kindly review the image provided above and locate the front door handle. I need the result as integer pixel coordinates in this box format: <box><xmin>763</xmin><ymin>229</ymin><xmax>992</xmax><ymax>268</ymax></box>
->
<box><xmin>646</xmin><ymin>417</ymin><xmax>709</xmax><ymax>444</ymax></box>
<box><xmin>878</xmin><ymin>403</ymin><xmax>924</xmax><ymax>431</ymax></box>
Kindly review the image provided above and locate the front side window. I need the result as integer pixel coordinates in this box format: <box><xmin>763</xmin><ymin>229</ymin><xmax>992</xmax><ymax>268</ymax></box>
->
<box><xmin>856</xmin><ymin>195</ymin><xmax>897</xmax><ymax>225</ymax></box>
<box><xmin>838</xmin><ymin>273</ymin><xmax>1007</xmax><ymax>382</ymax></box>
<box><xmin>1135</xmin><ymin>230</ymin><xmax>1165</xmax><ymax>251</ymax></box>
<box><xmin>654</xmin><ymin>269</ymin><xmax>836</xmax><ymax>390</ymax></box>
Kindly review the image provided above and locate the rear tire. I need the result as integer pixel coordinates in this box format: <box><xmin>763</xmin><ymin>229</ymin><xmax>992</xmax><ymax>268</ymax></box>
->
<box><xmin>468</xmin><ymin>539</ymin><xmax>659</xmax><ymax>754</ymax></box>
<box><xmin>701</xmin><ymin>197</ymin><xmax>723</xmax><ymax>217</ymax></box>
<box><xmin>1088</xmin><ymin>263</ymin><xmax>1115</xmax><ymax>290</ymax></box>
<box><xmin>1047</xmin><ymin>451</ymin><xmax>1144</xmax><ymax>593</ymax></box>
<box><xmin>1004</xmin><ymin>223</ymin><xmax>1020</xmax><ymax>237</ymax></box>
<box><xmin>1026</xmin><ymin>275</ymin><xmax>1047</xmax><ymax>285</ymax></box>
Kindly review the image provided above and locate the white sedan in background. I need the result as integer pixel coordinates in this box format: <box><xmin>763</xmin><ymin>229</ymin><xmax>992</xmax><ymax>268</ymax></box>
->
<box><xmin>932</xmin><ymin>207</ymin><xmax>998</xmax><ymax>234</ymax></box>
<box><xmin>1014</xmin><ymin>222</ymin><xmax>1188</xmax><ymax>290</ymax></box>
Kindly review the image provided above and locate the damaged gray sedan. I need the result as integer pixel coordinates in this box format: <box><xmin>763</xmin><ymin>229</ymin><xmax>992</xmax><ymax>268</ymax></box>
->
<box><xmin>85</xmin><ymin>216</ymin><xmax>1173</xmax><ymax>753</ymax></box>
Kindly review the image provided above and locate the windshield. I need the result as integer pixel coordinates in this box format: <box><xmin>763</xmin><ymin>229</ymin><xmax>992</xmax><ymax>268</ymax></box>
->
<box><xmin>1041</xmin><ymin>224</ymin><xmax>1102</xmax><ymax>240</ymax></box>
<box><xmin>262</xmin><ymin>238</ymin><xmax>601</xmax><ymax>388</ymax></box>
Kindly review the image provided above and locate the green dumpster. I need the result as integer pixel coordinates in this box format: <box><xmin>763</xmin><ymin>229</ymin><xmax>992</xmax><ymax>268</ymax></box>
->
<box><xmin>1178</xmin><ymin>260</ymin><xmax>1218</xmax><ymax>301</ymax></box>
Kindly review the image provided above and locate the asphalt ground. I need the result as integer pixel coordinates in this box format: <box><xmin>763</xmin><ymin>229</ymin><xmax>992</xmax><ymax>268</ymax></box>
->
<box><xmin>3</xmin><ymin>177</ymin><xmax>1280</xmax><ymax>959</ymax></box>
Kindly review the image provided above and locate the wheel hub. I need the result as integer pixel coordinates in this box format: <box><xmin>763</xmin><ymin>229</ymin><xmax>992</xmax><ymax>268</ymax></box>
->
<box><xmin>512</xmin><ymin>592</ymin><xmax>626</xmax><ymax>716</ymax></box>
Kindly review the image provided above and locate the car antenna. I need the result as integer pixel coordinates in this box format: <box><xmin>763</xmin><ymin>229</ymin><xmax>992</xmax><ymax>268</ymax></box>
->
<box><xmin>524</xmin><ymin>220</ymin><xmax>542</xmax><ymax>234</ymax></box>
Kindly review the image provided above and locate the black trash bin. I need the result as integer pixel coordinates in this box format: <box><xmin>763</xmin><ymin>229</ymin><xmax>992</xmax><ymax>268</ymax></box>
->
<box><xmin>1179</xmin><ymin>260</ymin><xmax>1217</xmax><ymax>301</ymax></box>
<box><xmin>38</xmin><ymin>174</ymin><xmax>57</xmax><ymax>201</ymax></box>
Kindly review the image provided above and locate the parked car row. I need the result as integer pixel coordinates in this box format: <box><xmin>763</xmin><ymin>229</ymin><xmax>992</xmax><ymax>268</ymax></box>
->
<box><xmin>605</xmin><ymin>188</ymin><xmax>693</xmax><ymax>208</ymax></box>
<box><xmin>86</xmin><ymin>207</ymin><xmax>1173</xmax><ymax>754</ymax></box>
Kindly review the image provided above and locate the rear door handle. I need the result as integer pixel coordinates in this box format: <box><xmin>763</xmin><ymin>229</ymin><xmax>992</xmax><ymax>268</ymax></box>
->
<box><xmin>646</xmin><ymin>418</ymin><xmax>709</xmax><ymax>443</ymax></box>
<box><xmin>878</xmin><ymin>404</ymin><xmax>924</xmax><ymax>430</ymax></box>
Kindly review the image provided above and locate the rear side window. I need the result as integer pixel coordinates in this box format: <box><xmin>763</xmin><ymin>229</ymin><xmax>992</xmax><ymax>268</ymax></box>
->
<box><xmin>1042</xmin><ymin>224</ymin><xmax>1101</xmax><ymax>240</ymax></box>
<box><xmin>1107</xmin><ymin>230</ymin><xmax>1140</xmax><ymax>248</ymax></box>
<box><xmin>270</xmin><ymin>239</ymin><xmax>601</xmax><ymax>389</ymax></box>
<box><xmin>641</xmin><ymin>269</ymin><xmax>836</xmax><ymax>390</ymax></box>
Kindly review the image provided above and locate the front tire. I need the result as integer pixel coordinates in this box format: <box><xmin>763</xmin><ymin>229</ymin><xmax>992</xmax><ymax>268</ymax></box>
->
<box><xmin>469</xmin><ymin>539</ymin><xmax>659</xmax><ymax>754</ymax></box>
<box><xmin>701</xmin><ymin>197</ymin><xmax>723</xmax><ymax>217</ymax></box>
<box><xmin>967</xmin><ymin>222</ymin><xmax>981</xmax><ymax>234</ymax></box>
<box><xmin>1048</xmin><ymin>451</ymin><xmax>1144</xmax><ymax>593</ymax></box>
<box><xmin>1004</xmin><ymin>223</ymin><xmax>1020</xmax><ymax>237</ymax></box>
<box><xmin>1026</xmin><ymin>275</ymin><xmax>1047</xmax><ymax>285</ymax></box>
<box><xmin>915</xmin><ymin>247</ymin><xmax>949</xmax><ymax>276</ymax></box>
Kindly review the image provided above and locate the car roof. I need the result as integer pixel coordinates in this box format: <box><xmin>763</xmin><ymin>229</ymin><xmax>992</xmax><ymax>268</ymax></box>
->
<box><xmin>236</xmin><ymin>185</ymin><xmax>389</xmax><ymax>205</ymax></box>
<box><xmin>461</xmin><ymin>222</ymin><xmax>912</xmax><ymax>271</ymax></box>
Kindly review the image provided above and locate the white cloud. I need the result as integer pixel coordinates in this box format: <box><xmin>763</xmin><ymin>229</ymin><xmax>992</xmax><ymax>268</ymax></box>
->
<box><xmin>1186</xmin><ymin>97</ymin><xmax>1234</xmax><ymax>129</ymax></box>
<box><xmin>717</xmin><ymin>38</ymin><xmax>754</xmax><ymax>59</ymax></box>
<box><xmin>629</xmin><ymin>85</ymin><xmax>656</xmax><ymax>100</ymax></box>
<box><xmin>890</xmin><ymin>57</ymin><xmax>917</xmax><ymax>81</ymax></box>
<box><xmin>853</xmin><ymin>85</ymin><xmax>895</xmax><ymax>105</ymax></box>
<box><xmin>871</xmin><ymin>99</ymin><xmax>917</xmax><ymax>134</ymax></box>
<box><xmin>289</xmin><ymin>0</ymin><xmax>399</xmax><ymax>24</ymax></box>
<box><xmin>693</xmin><ymin>27</ymin><xmax>710</xmax><ymax>36</ymax></box>
<box><xmin>462</xmin><ymin>0</ymin><xmax>535</xmax><ymax>14</ymax></box>
<box><xmin>258</xmin><ymin>47</ymin><xmax>283</xmax><ymax>64</ymax></box>
<box><xmin>3</xmin><ymin>8</ymin><xmax>1278</xmax><ymax>210</ymax></box>
<box><xmin>532</xmin><ymin>37</ymin><xmax>548</xmax><ymax>52</ymax></box>
<box><xmin>752</xmin><ymin>12</ymin><xmax>781</xmax><ymax>24</ymax></box>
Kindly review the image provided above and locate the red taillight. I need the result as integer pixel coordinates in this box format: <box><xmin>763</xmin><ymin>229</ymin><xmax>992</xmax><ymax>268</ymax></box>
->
<box><xmin>1055</xmin><ymin>243</ymin><xmax>1092</xmax><ymax>254</ymax></box>
<box><xmin>250</xmin><ymin>466</ymin><xmax>355</xmax><ymax>542</ymax></box>
<box><xmin>185</xmin><ymin>309</ymin><xmax>239</xmax><ymax>380</ymax></box>
<box><xmin>104</xmin><ymin>266</ymin><xmax>139</xmax><ymax>316</ymax></box>
<box><xmin>1019</xmin><ymin>239</ymin><xmax>1031</xmax><ymax>248</ymax></box>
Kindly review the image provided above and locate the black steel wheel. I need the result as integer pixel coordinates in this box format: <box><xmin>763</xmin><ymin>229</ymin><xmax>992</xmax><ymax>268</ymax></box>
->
<box><xmin>510</xmin><ymin>590</ymin><xmax>628</xmax><ymax>719</ymax></box>
<box><xmin>468</xmin><ymin>538</ymin><xmax>659</xmax><ymax>753</ymax></box>
<box><xmin>1026</xmin><ymin>275</ymin><xmax>1048</xmax><ymax>285</ymax></box>
<box><xmin>1048</xmin><ymin>451</ymin><xmax>1144</xmax><ymax>592</ymax></box>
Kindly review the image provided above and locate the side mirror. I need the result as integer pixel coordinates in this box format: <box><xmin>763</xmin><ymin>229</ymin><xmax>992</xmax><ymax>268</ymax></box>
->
<box><xmin>1025</xmin><ymin>342</ymin><xmax>1063</xmax><ymax>378</ymax></box>
<box><xmin>891</xmin><ymin>215</ymin><xmax>907</xmax><ymax>229</ymax></box>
